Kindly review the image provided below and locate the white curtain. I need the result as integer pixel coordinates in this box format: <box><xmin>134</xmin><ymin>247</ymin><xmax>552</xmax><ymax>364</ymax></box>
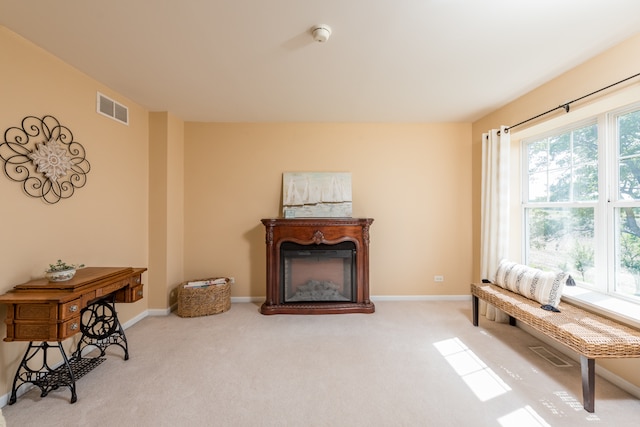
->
<box><xmin>480</xmin><ymin>126</ymin><xmax>511</xmax><ymax>322</ymax></box>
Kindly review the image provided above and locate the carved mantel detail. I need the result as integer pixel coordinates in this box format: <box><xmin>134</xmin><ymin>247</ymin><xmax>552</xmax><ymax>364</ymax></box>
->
<box><xmin>362</xmin><ymin>223</ymin><xmax>371</xmax><ymax>246</ymax></box>
<box><xmin>265</xmin><ymin>227</ymin><xmax>274</xmax><ymax>245</ymax></box>
<box><xmin>312</xmin><ymin>230</ymin><xmax>325</xmax><ymax>244</ymax></box>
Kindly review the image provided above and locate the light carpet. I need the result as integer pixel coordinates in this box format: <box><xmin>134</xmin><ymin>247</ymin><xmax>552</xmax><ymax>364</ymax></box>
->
<box><xmin>1</xmin><ymin>300</ymin><xmax>639</xmax><ymax>426</ymax></box>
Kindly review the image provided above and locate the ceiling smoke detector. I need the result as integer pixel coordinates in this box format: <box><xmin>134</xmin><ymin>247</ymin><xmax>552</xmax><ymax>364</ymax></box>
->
<box><xmin>312</xmin><ymin>25</ymin><xmax>332</xmax><ymax>43</ymax></box>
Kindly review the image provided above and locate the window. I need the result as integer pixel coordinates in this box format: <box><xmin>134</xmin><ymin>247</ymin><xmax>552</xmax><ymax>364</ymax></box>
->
<box><xmin>614</xmin><ymin>107</ymin><xmax>640</xmax><ymax>299</ymax></box>
<box><xmin>522</xmin><ymin>103</ymin><xmax>640</xmax><ymax>303</ymax></box>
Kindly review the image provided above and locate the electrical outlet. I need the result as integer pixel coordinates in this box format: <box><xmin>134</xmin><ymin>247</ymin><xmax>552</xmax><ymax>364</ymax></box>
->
<box><xmin>229</xmin><ymin>277</ymin><xmax>235</xmax><ymax>284</ymax></box>
<box><xmin>434</xmin><ymin>275</ymin><xmax>444</xmax><ymax>282</ymax></box>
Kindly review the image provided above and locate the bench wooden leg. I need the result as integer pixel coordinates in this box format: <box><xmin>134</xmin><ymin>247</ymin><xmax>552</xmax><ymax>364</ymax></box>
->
<box><xmin>508</xmin><ymin>316</ymin><xmax>516</xmax><ymax>326</ymax></box>
<box><xmin>580</xmin><ymin>355</ymin><xmax>595</xmax><ymax>413</ymax></box>
<box><xmin>472</xmin><ymin>295</ymin><xmax>479</xmax><ymax>326</ymax></box>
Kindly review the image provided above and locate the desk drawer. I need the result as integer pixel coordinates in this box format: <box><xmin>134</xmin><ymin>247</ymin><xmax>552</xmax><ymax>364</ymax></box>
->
<box><xmin>58</xmin><ymin>316</ymin><xmax>81</xmax><ymax>340</ymax></box>
<box><xmin>95</xmin><ymin>280</ymin><xmax>126</xmax><ymax>298</ymax></box>
<box><xmin>131</xmin><ymin>284</ymin><xmax>144</xmax><ymax>302</ymax></box>
<box><xmin>115</xmin><ymin>283</ymin><xmax>144</xmax><ymax>303</ymax></box>
<box><xmin>14</xmin><ymin>322</ymin><xmax>59</xmax><ymax>341</ymax></box>
<box><xmin>59</xmin><ymin>299</ymin><xmax>81</xmax><ymax>320</ymax></box>
<box><xmin>15</xmin><ymin>303</ymin><xmax>57</xmax><ymax>321</ymax></box>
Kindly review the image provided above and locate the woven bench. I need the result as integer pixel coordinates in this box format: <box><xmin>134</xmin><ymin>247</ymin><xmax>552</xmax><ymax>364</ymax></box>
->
<box><xmin>470</xmin><ymin>282</ymin><xmax>640</xmax><ymax>413</ymax></box>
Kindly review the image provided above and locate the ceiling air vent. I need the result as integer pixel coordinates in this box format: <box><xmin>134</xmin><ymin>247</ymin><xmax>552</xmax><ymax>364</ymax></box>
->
<box><xmin>97</xmin><ymin>92</ymin><xmax>129</xmax><ymax>125</ymax></box>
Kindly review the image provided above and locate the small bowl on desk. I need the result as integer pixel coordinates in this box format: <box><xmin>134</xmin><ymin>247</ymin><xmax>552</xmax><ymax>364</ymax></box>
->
<box><xmin>45</xmin><ymin>268</ymin><xmax>76</xmax><ymax>282</ymax></box>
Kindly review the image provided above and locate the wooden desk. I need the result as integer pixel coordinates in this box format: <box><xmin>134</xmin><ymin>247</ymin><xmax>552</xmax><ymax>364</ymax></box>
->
<box><xmin>0</xmin><ymin>266</ymin><xmax>146</xmax><ymax>403</ymax></box>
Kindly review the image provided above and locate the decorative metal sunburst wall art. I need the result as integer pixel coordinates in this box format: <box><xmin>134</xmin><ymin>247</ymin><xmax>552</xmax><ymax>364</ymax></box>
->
<box><xmin>0</xmin><ymin>115</ymin><xmax>91</xmax><ymax>204</ymax></box>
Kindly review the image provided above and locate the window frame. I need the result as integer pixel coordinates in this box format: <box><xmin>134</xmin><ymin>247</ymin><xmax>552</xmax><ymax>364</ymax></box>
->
<box><xmin>521</xmin><ymin>102</ymin><xmax>640</xmax><ymax>306</ymax></box>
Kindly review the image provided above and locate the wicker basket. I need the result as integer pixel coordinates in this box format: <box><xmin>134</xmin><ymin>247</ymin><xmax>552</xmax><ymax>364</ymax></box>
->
<box><xmin>177</xmin><ymin>278</ymin><xmax>231</xmax><ymax>318</ymax></box>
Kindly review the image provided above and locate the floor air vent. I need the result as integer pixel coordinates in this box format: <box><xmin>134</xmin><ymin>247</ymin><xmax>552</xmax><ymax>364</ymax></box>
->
<box><xmin>529</xmin><ymin>346</ymin><xmax>572</xmax><ymax>367</ymax></box>
<box><xmin>97</xmin><ymin>92</ymin><xmax>129</xmax><ymax>125</ymax></box>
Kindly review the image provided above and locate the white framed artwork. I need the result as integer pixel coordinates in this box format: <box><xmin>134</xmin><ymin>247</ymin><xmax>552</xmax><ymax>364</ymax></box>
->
<box><xmin>282</xmin><ymin>172</ymin><xmax>352</xmax><ymax>218</ymax></box>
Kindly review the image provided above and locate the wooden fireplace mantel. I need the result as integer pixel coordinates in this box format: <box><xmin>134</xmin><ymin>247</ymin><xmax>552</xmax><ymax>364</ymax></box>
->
<box><xmin>260</xmin><ymin>218</ymin><xmax>375</xmax><ymax>315</ymax></box>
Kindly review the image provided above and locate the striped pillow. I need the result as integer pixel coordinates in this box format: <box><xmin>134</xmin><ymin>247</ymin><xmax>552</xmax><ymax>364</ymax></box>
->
<box><xmin>494</xmin><ymin>259</ymin><xmax>569</xmax><ymax>309</ymax></box>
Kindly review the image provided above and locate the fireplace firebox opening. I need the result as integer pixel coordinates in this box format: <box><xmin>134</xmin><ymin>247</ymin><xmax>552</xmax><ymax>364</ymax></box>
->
<box><xmin>281</xmin><ymin>241</ymin><xmax>356</xmax><ymax>304</ymax></box>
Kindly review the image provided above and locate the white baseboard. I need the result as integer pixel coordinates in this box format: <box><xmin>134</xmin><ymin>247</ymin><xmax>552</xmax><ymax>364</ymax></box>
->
<box><xmin>146</xmin><ymin>307</ymin><xmax>171</xmax><ymax>316</ymax></box>
<box><xmin>0</xmin><ymin>390</ymin><xmax>11</xmax><ymax>407</ymax></box>
<box><xmin>231</xmin><ymin>296</ymin><xmax>262</xmax><ymax>303</ymax></box>
<box><xmin>121</xmin><ymin>309</ymin><xmax>149</xmax><ymax>327</ymax></box>
<box><xmin>371</xmin><ymin>295</ymin><xmax>472</xmax><ymax>301</ymax></box>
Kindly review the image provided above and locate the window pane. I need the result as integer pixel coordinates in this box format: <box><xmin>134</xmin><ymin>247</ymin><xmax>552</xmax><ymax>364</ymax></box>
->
<box><xmin>548</xmin><ymin>134</ymin><xmax>570</xmax><ymax>170</ymax></box>
<box><xmin>573</xmin><ymin>125</ymin><xmax>598</xmax><ymax>201</ymax></box>
<box><xmin>528</xmin><ymin>171</ymin><xmax>548</xmax><ymax>202</ymax></box>
<box><xmin>573</xmin><ymin>163</ymin><xmax>598</xmax><ymax>201</ymax></box>
<box><xmin>618</xmin><ymin>110</ymin><xmax>640</xmax><ymax>200</ymax></box>
<box><xmin>616</xmin><ymin>207</ymin><xmax>640</xmax><ymax>298</ymax></box>
<box><xmin>528</xmin><ymin>141</ymin><xmax>548</xmax><ymax>174</ymax></box>
<box><xmin>526</xmin><ymin>124</ymin><xmax>597</xmax><ymax>202</ymax></box>
<box><xmin>526</xmin><ymin>207</ymin><xmax>595</xmax><ymax>284</ymax></box>
<box><xmin>549</xmin><ymin>167</ymin><xmax>571</xmax><ymax>202</ymax></box>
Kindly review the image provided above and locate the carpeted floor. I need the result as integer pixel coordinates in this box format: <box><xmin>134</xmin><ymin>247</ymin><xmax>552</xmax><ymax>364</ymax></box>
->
<box><xmin>1</xmin><ymin>300</ymin><xmax>639</xmax><ymax>426</ymax></box>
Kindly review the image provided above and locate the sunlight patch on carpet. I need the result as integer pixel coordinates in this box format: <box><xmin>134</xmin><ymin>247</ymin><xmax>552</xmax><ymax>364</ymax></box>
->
<box><xmin>434</xmin><ymin>337</ymin><xmax>511</xmax><ymax>402</ymax></box>
<box><xmin>498</xmin><ymin>405</ymin><xmax>551</xmax><ymax>427</ymax></box>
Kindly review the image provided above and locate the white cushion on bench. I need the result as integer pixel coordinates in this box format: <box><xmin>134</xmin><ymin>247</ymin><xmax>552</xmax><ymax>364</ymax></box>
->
<box><xmin>495</xmin><ymin>259</ymin><xmax>570</xmax><ymax>309</ymax></box>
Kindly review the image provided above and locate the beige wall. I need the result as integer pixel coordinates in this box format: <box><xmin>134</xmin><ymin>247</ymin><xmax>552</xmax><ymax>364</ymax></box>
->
<box><xmin>0</xmin><ymin>27</ymin><xmax>149</xmax><ymax>394</ymax></box>
<box><xmin>149</xmin><ymin>112</ymin><xmax>185</xmax><ymax>309</ymax></box>
<box><xmin>183</xmin><ymin>123</ymin><xmax>473</xmax><ymax>299</ymax></box>
<box><xmin>470</xmin><ymin>33</ymin><xmax>640</xmax><ymax>389</ymax></box>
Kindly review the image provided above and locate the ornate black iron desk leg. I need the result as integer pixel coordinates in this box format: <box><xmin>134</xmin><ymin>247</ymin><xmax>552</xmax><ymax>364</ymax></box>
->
<box><xmin>73</xmin><ymin>295</ymin><xmax>129</xmax><ymax>360</ymax></box>
<box><xmin>8</xmin><ymin>341</ymin><xmax>79</xmax><ymax>404</ymax></box>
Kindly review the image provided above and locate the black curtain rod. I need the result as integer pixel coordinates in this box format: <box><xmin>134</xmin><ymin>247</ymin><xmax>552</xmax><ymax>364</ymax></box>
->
<box><xmin>500</xmin><ymin>71</ymin><xmax>640</xmax><ymax>134</ymax></box>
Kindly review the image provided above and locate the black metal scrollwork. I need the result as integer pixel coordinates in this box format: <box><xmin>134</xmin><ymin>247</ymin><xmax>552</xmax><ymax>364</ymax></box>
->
<box><xmin>0</xmin><ymin>115</ymin><xmax>91</xmax><ymax>204</ymax></box>
<box><xmin>74</xmin><ymin>297</ymin><xmax>129</xmax><ymax>360</ymax></box>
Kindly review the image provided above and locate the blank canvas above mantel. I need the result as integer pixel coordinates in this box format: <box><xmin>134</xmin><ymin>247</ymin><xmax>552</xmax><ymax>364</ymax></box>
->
<box><xmin>282</xmin><ymin>172</ymin><xmax>352</xmax><ymax>218</ymax></box>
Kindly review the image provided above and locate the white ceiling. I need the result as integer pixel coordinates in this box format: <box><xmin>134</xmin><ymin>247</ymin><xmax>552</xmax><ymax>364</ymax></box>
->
<box><xmin>2</xmin><ymin>0</ymin><xmax>640</xmax><ymax>123</ymax></box>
